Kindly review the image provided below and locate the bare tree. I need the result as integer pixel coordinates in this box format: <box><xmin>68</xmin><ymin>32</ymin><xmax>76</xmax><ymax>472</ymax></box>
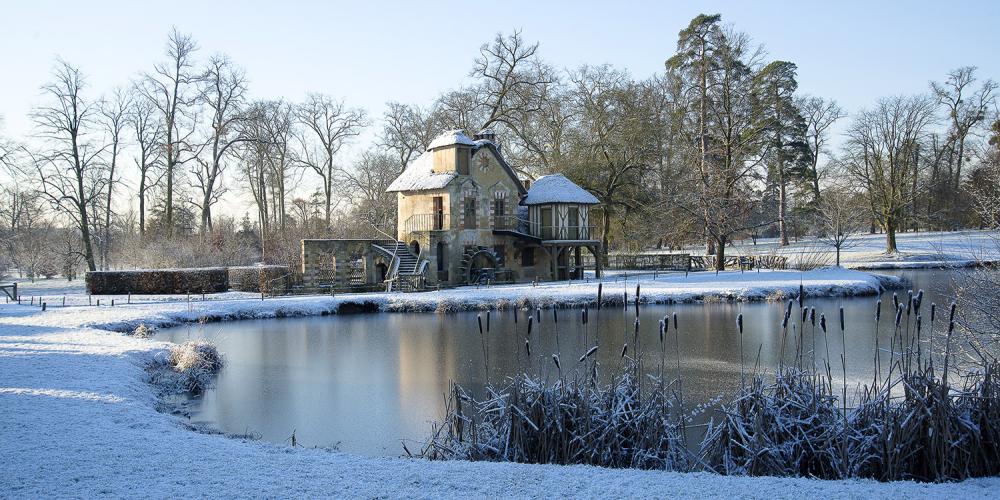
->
<box><xmin>139</xmin><ymin>28</ymin><xmax>200</xmax><ymax>236</ymax></box>
<box><xmin>796</xmin><ymin>95</ymin><xmax>845</xmax><ymax>203</ymax></box>
<box><xmin>296</xmin><ymin>93</ymin><xmax>367</xmax><ymax>228</ymax></box>
<box><xmin>563</xmin><ymin>65</ymin><xmax>658</xmax><ymax>261</ymax></box>
<box><xmin>341</xmin><ymin>150</ymin><xmax>398</xmax><ymax>233</ymax></box>
<box><xmin>844</xmin><ymin>95</ymin><xmax>937</xmax><ymax>253</ymax></box>
<box><xmin>930</xmin><ymin>67</ymin><xmax>996</xmax><ymax>201</ymax></box>
<box><xmin>379</xmin><ymin>102</ymin><xmax>435</xmax><ymax>172</ymax></box>
<box><xmin>471</xmin><ymin>30</ymin><xmax>558</xmax><ymax>170</ymax></box>
<box><xmin>30</xmin><ymin>60</ymin><xmax>105</xmax><ymax>271</ymax></box>
<box><xmin>192</xmin><ymin>54</ymin><xmax>247</xmax><ymax>232</ymax></box>
<box><xmin>98</xmin><ymin>88</ymin><xmax>129</xmax><ymax>268</ymax></box>
<box><xmin>815</xmin><ymin>182</ymin><xmax>865</xmax><ymax>266</ymax></box>
<box><xmin>127</xmin><ymin>87</ymin><xmax>165</xmax><ymax>237</ymax></box>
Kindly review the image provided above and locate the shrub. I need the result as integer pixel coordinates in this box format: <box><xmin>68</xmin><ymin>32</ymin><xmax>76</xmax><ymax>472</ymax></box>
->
<box><xmin>85</xmin><ymin>267</ymin><xmax>229</xmax><ymax>294</ymax></box>
<box><xmin>228</xmin><ymin>265</ymin><xmax>292</xmax><ymax>294</ymax></box>
<box><xmin>148</xmin><ymin>340</ymin><xmax>225</xmax><ymax>394</ymax></box>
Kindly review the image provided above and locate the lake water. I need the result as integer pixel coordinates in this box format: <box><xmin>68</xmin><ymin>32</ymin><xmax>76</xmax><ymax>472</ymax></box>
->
<box><xmin>158</xmin><ymin>269</ymin><xmax>960</xmax><ymax>456</ymax></box>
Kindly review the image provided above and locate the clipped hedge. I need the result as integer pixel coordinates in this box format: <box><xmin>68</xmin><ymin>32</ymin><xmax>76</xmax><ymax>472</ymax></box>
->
<box><xmin>228</xmin><ymin>265</ymin><xmax>291</xmax><ymax>294</ymax></box>
<box><xmin>86</xmin><ymin>267</ymin><xmax>229</xmax><ymax>295</ymax></box>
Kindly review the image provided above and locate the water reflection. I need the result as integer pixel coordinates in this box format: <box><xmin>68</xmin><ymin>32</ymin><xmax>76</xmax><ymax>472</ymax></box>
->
<box><xmin>159</xmin><ymin>269</ymin><xmax>957</xmax><ymax>456</ymax></box>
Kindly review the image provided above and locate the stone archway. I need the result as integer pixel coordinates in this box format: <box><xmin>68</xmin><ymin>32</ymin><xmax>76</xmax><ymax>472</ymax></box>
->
<box><xmin>375</xmin><ymin>262</ymin><xmax>388</xmax><ymax>282</ymax></box>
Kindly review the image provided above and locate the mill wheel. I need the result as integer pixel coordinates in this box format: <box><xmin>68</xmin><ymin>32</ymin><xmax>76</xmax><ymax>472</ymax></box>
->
<box><xmin>457</xmin><ymin>246</ymin><xmax>500</xmax><ymax>285</ymax></box>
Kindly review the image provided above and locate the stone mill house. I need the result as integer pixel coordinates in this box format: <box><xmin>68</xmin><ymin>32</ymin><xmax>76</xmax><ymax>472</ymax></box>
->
<box><xmin>301</xmin><ymin>130</ymin><xmax>603</xmax><ymax>290</ymax></box>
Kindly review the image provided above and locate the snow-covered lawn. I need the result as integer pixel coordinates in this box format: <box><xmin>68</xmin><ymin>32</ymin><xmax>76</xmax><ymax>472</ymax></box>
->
<box><xmin>669</xmin><ymin>229</ymin><xmax>1000</xmax><ymax>269</ymax></box>
<box><xmin>2</xmin><ymin>296</ymin><xmax>999</xmax><ymax>497</ymax></box>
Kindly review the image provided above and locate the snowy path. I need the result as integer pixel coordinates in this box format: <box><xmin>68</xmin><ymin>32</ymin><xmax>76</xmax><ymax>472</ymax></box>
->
<box><xmin>2</xmin><ymin>268</ymin><xmax>997</xmax><ymax>497</ymax></box>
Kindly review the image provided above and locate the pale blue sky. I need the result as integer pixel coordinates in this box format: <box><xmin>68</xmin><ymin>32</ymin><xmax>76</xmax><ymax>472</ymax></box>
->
<box><xmin>2</xmin><ymin>0</ymin><xmax>998</xmax><ymax>213</ymax></box>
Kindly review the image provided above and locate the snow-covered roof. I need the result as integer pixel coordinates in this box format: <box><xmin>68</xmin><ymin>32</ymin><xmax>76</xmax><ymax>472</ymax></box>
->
<box><xmin>426</xmin><ymin>130</ymin><xmax>476</xmax><ymax>150</ymax></box>
<box><xmin>522</xmin><ymin>174</ymin><xmax>599</xmax><ymax>205</ymax></box>
<box><xmin>385</xmin><ymin>152</ymin><xmax>455</xmax><ymax>192</ymax></box>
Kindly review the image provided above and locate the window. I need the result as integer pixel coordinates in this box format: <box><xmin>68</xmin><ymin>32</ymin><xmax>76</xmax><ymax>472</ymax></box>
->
<box><xmin>540</xmin><ymin>207</ymin><xmax>554</xmax><ymax>239</ymax></box>
<box><xmin>464</xmin><ymin>197</ymin><xmax>477</xmax><ymax>229</ymax></box>
<box><xmin>567</xmin><ymin>206</ymin><xmax>580</xmax><ymax>239</ymax></box>
<box><xmin>521</xmin><ymin>247</ymin><xmax>535</xmax><ymax>267</ymax></box>
<box><xmin>493</xmin><ymin>198</ymin><xmax>505</xmax><ymax>228</ymax></box>
<box><xmin>433</xmin><ymin>196</ymin><xmax>444</xmax><ymax>230</ymax></box>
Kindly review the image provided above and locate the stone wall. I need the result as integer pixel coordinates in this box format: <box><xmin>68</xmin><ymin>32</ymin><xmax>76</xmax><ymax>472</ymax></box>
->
<box><xmin>301</xmin><ymin>239</ymin><xmax>391</xmax><ymax>290</ymax></box>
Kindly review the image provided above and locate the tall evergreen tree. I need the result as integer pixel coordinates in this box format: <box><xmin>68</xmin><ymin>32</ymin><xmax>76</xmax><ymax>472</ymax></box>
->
<box><xmin>755</xmin><ymin>61</ymin><xmax>809</xmax><ymax>245</ymax></box>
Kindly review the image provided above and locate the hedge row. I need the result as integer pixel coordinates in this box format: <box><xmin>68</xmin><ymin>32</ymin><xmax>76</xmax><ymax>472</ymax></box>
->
<box><xmin>85</xmin><ymin>268</ymin><xmax>230</xmax><ymax>295</ymax></box>
<box><xmin>228</xmin><ymin>265</ymin><xmax>291</xmax><ymax>294</ymax></box>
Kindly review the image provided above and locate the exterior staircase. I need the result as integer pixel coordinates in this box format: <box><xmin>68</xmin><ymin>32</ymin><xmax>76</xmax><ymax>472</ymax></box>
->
<box><xmin>373</xmin><ymin>241</ymin><xmax>425</xmax><ymax>291</ymax></box>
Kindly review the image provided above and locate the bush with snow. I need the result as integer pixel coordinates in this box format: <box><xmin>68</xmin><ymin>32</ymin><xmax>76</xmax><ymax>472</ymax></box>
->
<box><xmin>148</xmin><ymin>340</ymin><xmax>224</xmax><ymax>394</ymax></box>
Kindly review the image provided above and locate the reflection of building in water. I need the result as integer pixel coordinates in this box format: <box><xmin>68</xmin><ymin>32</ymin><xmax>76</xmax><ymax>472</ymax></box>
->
<box><xmin>394</xmin><ymin>316</ymin><xmax>463</xmax><ymax>439</ymax></box>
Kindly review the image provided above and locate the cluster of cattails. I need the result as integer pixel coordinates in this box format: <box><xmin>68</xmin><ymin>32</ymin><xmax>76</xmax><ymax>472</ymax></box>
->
<box><xmin>426</xmin><ymin>284</ymin><xmax>999</xmax><ymax>482</ymax></box>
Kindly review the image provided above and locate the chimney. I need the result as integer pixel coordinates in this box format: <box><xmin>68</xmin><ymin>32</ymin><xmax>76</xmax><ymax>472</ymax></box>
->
<box><xmin>474</xmin><ymin>129</ymin><xmax>498</xmax><ymax>149</ymax></box>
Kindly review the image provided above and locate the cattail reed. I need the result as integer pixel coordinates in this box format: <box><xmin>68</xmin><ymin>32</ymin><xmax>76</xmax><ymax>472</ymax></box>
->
<box><xmin>579</xmin><ymin>345</ymin><xmax>598</xmax><ymax>363</ymax></box>
<box><xmin>597</xmin><ymin>283</ymin><xmax>603</xmax><ymax>310</ymax></box>
<box><xmin>737</xmin><ymin>313</ymin><xmax>745</xmax><ymax>386</ymax></box>
<box><xmin>477</xmin><ymin>314</ymin><xmax>489</xmax><ymax>381</ymax></box>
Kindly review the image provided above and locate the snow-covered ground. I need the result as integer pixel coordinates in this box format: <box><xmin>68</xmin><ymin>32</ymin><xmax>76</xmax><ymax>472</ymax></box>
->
<box><xmin>667</xmin><ymin>230</ymin><xmax>1000</xmax><ymax>269</ymax></box>
<box><xmin>2</xmin><ymin>300</ymin><xmax>999</xmax><ymax>497</ymax></box>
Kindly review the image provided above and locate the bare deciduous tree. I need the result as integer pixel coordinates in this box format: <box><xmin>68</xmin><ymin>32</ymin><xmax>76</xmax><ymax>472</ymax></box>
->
<box><xmin>296</xmin><ymin>93</ymin><xmax>367</xmax><ymax>228</ymax></box>
<box><xmin>844</xmin><ymin>95</ymin><xmax>937</xmax><ymax>253</ymax></box>
<box><xmin>127</xmin><ymin>87</ymin><xmax>165</xmax><ymax>237</ymax></box>
<box><xmin>30</xmin><ymin>60</ymin><xmax>105</xmax><ymax>271</ymax></box>
<box><xmin>139</xmin><ymin>28</ymin><xmax>200</xmax><ymax>236</ymax></box>
<box><xmin>379</xmin><ymin>102</ymin><xmax>435</xmax><ymax>172</ymax></box>
<box><xmin>796</xmin><ymin>95</ymin><xmax>845</xmax><ymax>203</ymax></box>
<box><xmin>931</xmin><ymin>67</ymin><xmax>996</xmax><ymax>198</ymax></box>
<box><xmin>97</xmin><ymin>88</ymin><xmax>130</xmax><ymax>269</ymax></box>
<box><xmin>192</xmin><ymin>55</ymin><xmax>247</xmax><ymax>232</ymax></box>
<box><xmin>816</xmin><ymin>183</ymin><xmax>865</xmax><ymax>266</ymax></box>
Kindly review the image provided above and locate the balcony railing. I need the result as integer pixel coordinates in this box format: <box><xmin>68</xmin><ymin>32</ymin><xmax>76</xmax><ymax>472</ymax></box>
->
<box><xmin>492</xmin><ymin>214</ymin><xmax>595</xmax><ymax>241</ymax></box>
<box><xmin>404</xmin><ymin>212</ymin><xmax>452</xmax><ymax>233</ymax></box>
<box><xmin>404</xmin><ymin>212</ymin><xmax>597</xmax><ymax>241</ymax></box>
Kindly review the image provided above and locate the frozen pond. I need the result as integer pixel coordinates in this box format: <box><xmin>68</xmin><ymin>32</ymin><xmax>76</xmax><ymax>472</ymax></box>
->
<box><xmin>158</xmin><ymin>269</ymin><xmax>959</xmax><ymax>456</ymax></box>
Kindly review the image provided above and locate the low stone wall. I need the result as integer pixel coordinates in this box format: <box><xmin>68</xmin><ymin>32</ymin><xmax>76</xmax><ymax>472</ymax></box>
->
<box><xmin>301</xmin><ymin>239</ymin><xmax>389</xmax><ymax>290</ymax></box>
<box><xmin>86</xmin><ymin>268</ymin><xmax>229</xmax><ymax>295</ymax></box>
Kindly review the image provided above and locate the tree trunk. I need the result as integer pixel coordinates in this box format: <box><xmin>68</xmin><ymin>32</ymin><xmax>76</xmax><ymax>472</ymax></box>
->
<box><xmin>779</xmin><ymin>169</ymin><xmax>789</xmax><ymax>246</ymax></box>
<box><xmin>600</xmin><ymin>209</ymin><xmax>611</xmax><ymax>266</ymax></box>
<box><xmin>884</xmin><ymin>217</ymin><xmax>898</xmax><ymax>253</ymax></box>
<box><xmin>138</xmin><ymin>177</ymin><xmax>146</xmax><ymax>238</ymax></box>
<box><xmin>714</xmin><ymin>236</ymin><xmax>726</xmax><ymax>272</ymax></box>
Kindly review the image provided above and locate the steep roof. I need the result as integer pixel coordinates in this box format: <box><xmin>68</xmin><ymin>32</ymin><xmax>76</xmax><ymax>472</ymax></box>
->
<box><xmin>522</xmin><ymin>174</ymin><xmax>600</xmax><ymax>205</ymax></box>
<box><xmin>426</xmin><ymin>129</ymin><xmax>476</xmax><ymax>150</ymax></box>
<box><xmin>385</xmin><ymin>152</ymin><xmax>455</xmax><ymax>192</ymax></box>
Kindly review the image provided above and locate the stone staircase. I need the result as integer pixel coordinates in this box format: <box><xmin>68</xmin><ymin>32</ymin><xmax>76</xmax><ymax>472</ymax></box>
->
<box><xmin>373</xmin><ymin>241</ymin><xmax>424</xmax><ymax>291</ymax></box>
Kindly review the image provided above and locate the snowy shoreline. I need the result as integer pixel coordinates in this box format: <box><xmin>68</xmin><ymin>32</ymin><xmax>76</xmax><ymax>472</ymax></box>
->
<box><xmin>3</xmin><ymin>268</ymin><xmax>1000</xmax><ymax>497</ymax></box>
<box><xmin>9</xmin><ymin>268</ymin><xmax>905</xmax><ymax>334</ymax></box>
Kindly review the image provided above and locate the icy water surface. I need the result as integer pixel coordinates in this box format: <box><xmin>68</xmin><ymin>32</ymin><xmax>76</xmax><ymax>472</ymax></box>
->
<box><xmin>159</xmin><ymin>269</ymin><xmax>959</xmax><ymax>456</ymax></box>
